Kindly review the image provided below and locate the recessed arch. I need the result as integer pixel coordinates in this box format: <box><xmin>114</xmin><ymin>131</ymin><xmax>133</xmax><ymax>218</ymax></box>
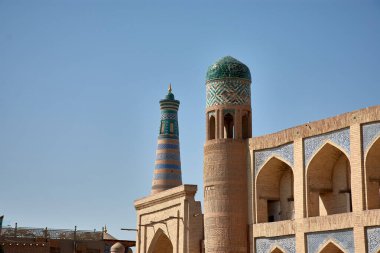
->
<box><xmin>306</xmin><ymin>140</ymin><xmax>350</xmax><ymax>169</ymax></box>
<box><xmin>365</xmin><ymin>136</ymin><xmax>380</xmax><ymax>210</ymax></box>
<box><xmin>224</xmin><ymin>113</ymin><xmax>234</xmax><ymax>139</ymax></box>
<box><xmin>256</xmin><ymin>156</ymin><xmax>294</xmax><ymax>223</ymax></box>
<box><xmin>306</xmin><ymin>142</ymin><xmax>352</xmax><ymax>217</ymax></box>
<box><xmin>317</xmin><ymin>240</ymin><xmax>345</xmax><ymax>253</ymax></box>
<box><xmin>147</xmin><ymin>228</ymin><xmax>173</xmax><ymax>253</ymax></box>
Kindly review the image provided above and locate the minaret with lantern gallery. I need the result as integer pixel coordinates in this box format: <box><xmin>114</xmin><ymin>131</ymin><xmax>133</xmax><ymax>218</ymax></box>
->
<box><xmin>203</xmin><ymin>56</ymin><xmax>252</xmax><ymax>253</ymax></box>
<box><xmin>151</xmin><ymin>85</ymin><xmax>183</xmax><ymax>194</ymax></box>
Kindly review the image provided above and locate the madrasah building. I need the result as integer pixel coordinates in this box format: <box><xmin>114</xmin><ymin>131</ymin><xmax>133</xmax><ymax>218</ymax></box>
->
<box><xmin>134</xmin><ymin>56</ymin><xmax>380</xmax><ymax>253</ymax></box>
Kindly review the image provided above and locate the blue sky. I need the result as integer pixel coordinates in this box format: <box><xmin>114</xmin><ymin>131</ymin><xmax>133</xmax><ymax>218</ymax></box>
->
<box><xmin>1</xmin><ymin>0</ymin><xmax>379</xmax><ymax>240</ymax></box>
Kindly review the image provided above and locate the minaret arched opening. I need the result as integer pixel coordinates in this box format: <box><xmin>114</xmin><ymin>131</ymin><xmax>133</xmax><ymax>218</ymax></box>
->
<box><xmin>209</xmin><ymin>115</ymin><xmax>216</xmax><ymax>140</ymax></box>
<box><xmin>365</xmin><ymin>136</ymin><xmax>380</xmax><ymax>210</ymax></box>
<box><xmin>224</xmin><ymin>113</ymin><xmax>234</xmax><ymax>139</ymax></box>
<box><xmin>307</xmin><ymin>143</ymin><xmax>352</xmax><ymax>217</ymax></box>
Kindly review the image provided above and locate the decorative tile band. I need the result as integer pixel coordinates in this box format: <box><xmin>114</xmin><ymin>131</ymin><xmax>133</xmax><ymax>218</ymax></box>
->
<box><xmin>206</xmin><ymin>79</ymin><xmax>251</xmax><ymax>107</ymax></box>
<box><xmin>161</xmin><ymin>112</ymin><xmax>177</xmax><ymax>120</ymax></box>
<box><xmin>254</xmin><ymin>143</ymin><xmax>294</xmax><ymax>175</ymax></box>
<box><xmin>363</xmin><ymin>122</ymin><xmax>380</xmax><ymax>154</ymax></box>
<box><xmin>304</xmin><ymin>128</ymin><xmax>350</xmax><ymax>168</ymax></box>
<box><xmin>154</xmin><ymin>164</ymin><xmax>181</xmax><ymax>170</ymax></box>
<box><xmin>366</xmin><ymin>226</ymin><xmax>380</xmax><ymax>253</ymax></box>
<box><xmin>156</xmin><ymin>153</ymin><xmax>180</xmax><ymax>161</ymax></box>
<box><xmin>255</xmin><ymin>235</ymin><xmax>295</xmax><ymax>253</ymax></box>
<box><xmin>306</xmin><ymin>229</ymin><xmax>354</xmax><ymax>253</ymax></box>
<box><xmin>158</xmin><ymin>135</ymin><xmax>178</xmax><ymax>140</ymax></box>
<box><xmin>157</xmin><ymin>144</ymin><xmax>180</xmax><ymax>150</ymax></box>
<box><xmin>153</xmin><ymin>173</ymin><xmax>182</xmax><ymax>180</ymax></box>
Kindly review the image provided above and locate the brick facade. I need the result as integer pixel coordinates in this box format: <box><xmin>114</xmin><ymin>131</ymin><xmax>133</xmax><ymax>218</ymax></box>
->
<box><xmin>134</xmin><ymin>56</ymin><xmax>380</xmax><ymax>253</ymax></box>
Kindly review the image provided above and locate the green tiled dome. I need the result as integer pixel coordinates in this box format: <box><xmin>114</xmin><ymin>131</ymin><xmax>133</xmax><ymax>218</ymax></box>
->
<box><xmin>206</xmin><ymin>56</ymin><xmax>251</xmax><ymax>81</ymax></box>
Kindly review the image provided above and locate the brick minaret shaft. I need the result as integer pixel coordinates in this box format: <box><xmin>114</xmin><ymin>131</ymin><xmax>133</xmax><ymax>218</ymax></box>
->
<box><xmin>151</xmin><ymin>85</ymin><xmax>182</xmax><ymax>194</ymax></box>
<box><xmin>203</xmin><ymin>56</ymin><xmax>252</xmax><ymax>253</ymax></box>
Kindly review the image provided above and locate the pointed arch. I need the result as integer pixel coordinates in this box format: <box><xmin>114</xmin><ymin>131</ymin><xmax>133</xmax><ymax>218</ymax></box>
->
<box><xmin>306</xmin><ymin>140</ymin><xmax>350</xmax><ymax>169</ymax></box>
<box><xmin>147</xmin><ymin>228</ymin><xmax>173</xmax><ymax>253</ymax></box>
<box><xmin>270</xmin><ymin>246</ymin><xmax>285</xmax><ymax>253</ymax></box>
<box><xmin>317</xmin><ymin>240</ymin><xmax>345</xmax><ymax>253</ymax></box>
<box><xmin>365</xmin><ymin>136</ymin><xmax>380</xmax><ymax>210</ymax></box>
<box><xmin>256</xmin><ymin>156</ymin><xmax>294</xmax><ymax>223</ymax></box>
<box><xmin>306</xmin><ymin>142</ymin><xmax>352</xmax><ymax>217</ymax></box>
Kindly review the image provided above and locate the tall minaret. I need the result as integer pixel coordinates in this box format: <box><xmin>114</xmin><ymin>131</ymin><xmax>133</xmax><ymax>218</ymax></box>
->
<box><xmin>151</xmin><ymin>85</ymin><xmax>182</xmax><ymax>194</ymax></box>
<box><xmin>203</xmin><ymin>56</ymin><xmax>252</xmax><ymax>253</ymax></box>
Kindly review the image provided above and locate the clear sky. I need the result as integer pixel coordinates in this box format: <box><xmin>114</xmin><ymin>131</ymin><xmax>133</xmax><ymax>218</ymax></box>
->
<box><xmin>1</xmin><ymin>0</ymin><xmax>380</xmax><ymax>241</ymax></box>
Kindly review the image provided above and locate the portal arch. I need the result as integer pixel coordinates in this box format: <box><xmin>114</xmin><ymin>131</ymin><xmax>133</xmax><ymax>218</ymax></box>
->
<box><xmin>147</xmin><ymin>228</ymin><xmax>173</xmax><ymax>253</ymax></box>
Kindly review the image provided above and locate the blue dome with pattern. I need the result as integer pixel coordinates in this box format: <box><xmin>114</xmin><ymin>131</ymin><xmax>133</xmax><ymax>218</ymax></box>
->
<box><xmin>206</xmin><ymin>56</ymin><xmax>251</xmax><ymax>81</ymax></box>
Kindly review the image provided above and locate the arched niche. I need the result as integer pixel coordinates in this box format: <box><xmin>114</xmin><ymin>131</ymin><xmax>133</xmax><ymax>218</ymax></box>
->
<box><xmin>318</xmin><ymin>241</ymin><xmax>345</xmax><ymax>253</ymax></box>
<box><xmin>148</xmin><ymin>229</ymin><xmax>173</xmax><ymax>253</ymax></box>
<box><xmin>256</xmin><ymin>156</ymin><xmax>294</xmax><ymax>223</ymax></box>
<box><xmin>307</xmin><ymin>142</ymin><xmax>351</xmax><ymax>217</ymax></box>
<box><xmin>365</xmin><ymin>136</ymin><xmax>380</xmax><ymax>210</ymax></box>
<box><xmin>209</xmin><ymin>115</ymin><xmax>216</xmax><ymax>140</ymax></box>
<box><xmin>224</xmin><ymin>113</ymin><xmax>234</xmax><ymax>139</ymax></box>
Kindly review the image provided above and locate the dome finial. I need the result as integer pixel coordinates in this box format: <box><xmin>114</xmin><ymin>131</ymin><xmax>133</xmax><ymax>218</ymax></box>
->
<box><xmin>168</xmin><ymin>83</ymin><xmax>172</xmax><ymax>93</ymax></box>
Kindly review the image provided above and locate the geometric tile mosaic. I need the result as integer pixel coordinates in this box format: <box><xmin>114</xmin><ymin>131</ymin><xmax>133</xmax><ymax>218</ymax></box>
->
<box><xmin>304</xmin><ymin>128</ymin><xmax>350</xmax><ymax>168</ymax></box>
<box><xmin>206</xmin><ymin>79</ymin><xmax>251</xmax><ymax>107</ymax></box>
<box><xmin>161</xmin><ymin>112</ymin><xmax>177</xmax><ymax>120</ymax></box>
<box><xmin>256</xmin><ymin>235</ymin><xmax>296</xmax><ymax>253</ymax></box>
<box><xmin>306</xmin><ymin>229</ymin><xmax>354</xmax><ymax>253</ymax></box>
<box><xmin>362</xmin><ymin>122</ymin><xmax>380</xmax><ymax>153</ymax></box>
<box><xmin>156</xmin><ymin>153</ymin><xmax>180</xmax><ymax>161</ymax></box>
<box><xmin>154</xmin><ymin>164</ymin><xmax>181</xmax><ymax>170</ymax></box>
<box><xmin>153</xmin><ymin>173</ymin><xmax>182</xmax><ymax>180</ymax></box>
<box><xmin>254</xmin><ymin>143</ymin><xmax>294</xmax><ymax>176</ymax></box>
<box><xmin>366</xmin><ymin>226</ymin><xmax>380</xmax><ymax>253</ymax></box>
<box><xmin>157</xmin><ymin>143</ymin><xmax>180</xmax><ymax>150</ymax></box>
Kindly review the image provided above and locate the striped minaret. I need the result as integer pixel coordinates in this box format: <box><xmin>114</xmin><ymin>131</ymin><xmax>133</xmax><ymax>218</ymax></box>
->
<box><xmin>151</xmin><ymin>85</ymin><xmax>182</xmax><ymax>194</ymax></box>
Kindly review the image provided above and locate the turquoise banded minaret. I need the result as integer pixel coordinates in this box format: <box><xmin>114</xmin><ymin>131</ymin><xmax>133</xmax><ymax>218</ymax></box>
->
<box><xmin>151</xmin><ymin>85</ymin><xmax>182</xmax><ymax>194</ymax></box>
